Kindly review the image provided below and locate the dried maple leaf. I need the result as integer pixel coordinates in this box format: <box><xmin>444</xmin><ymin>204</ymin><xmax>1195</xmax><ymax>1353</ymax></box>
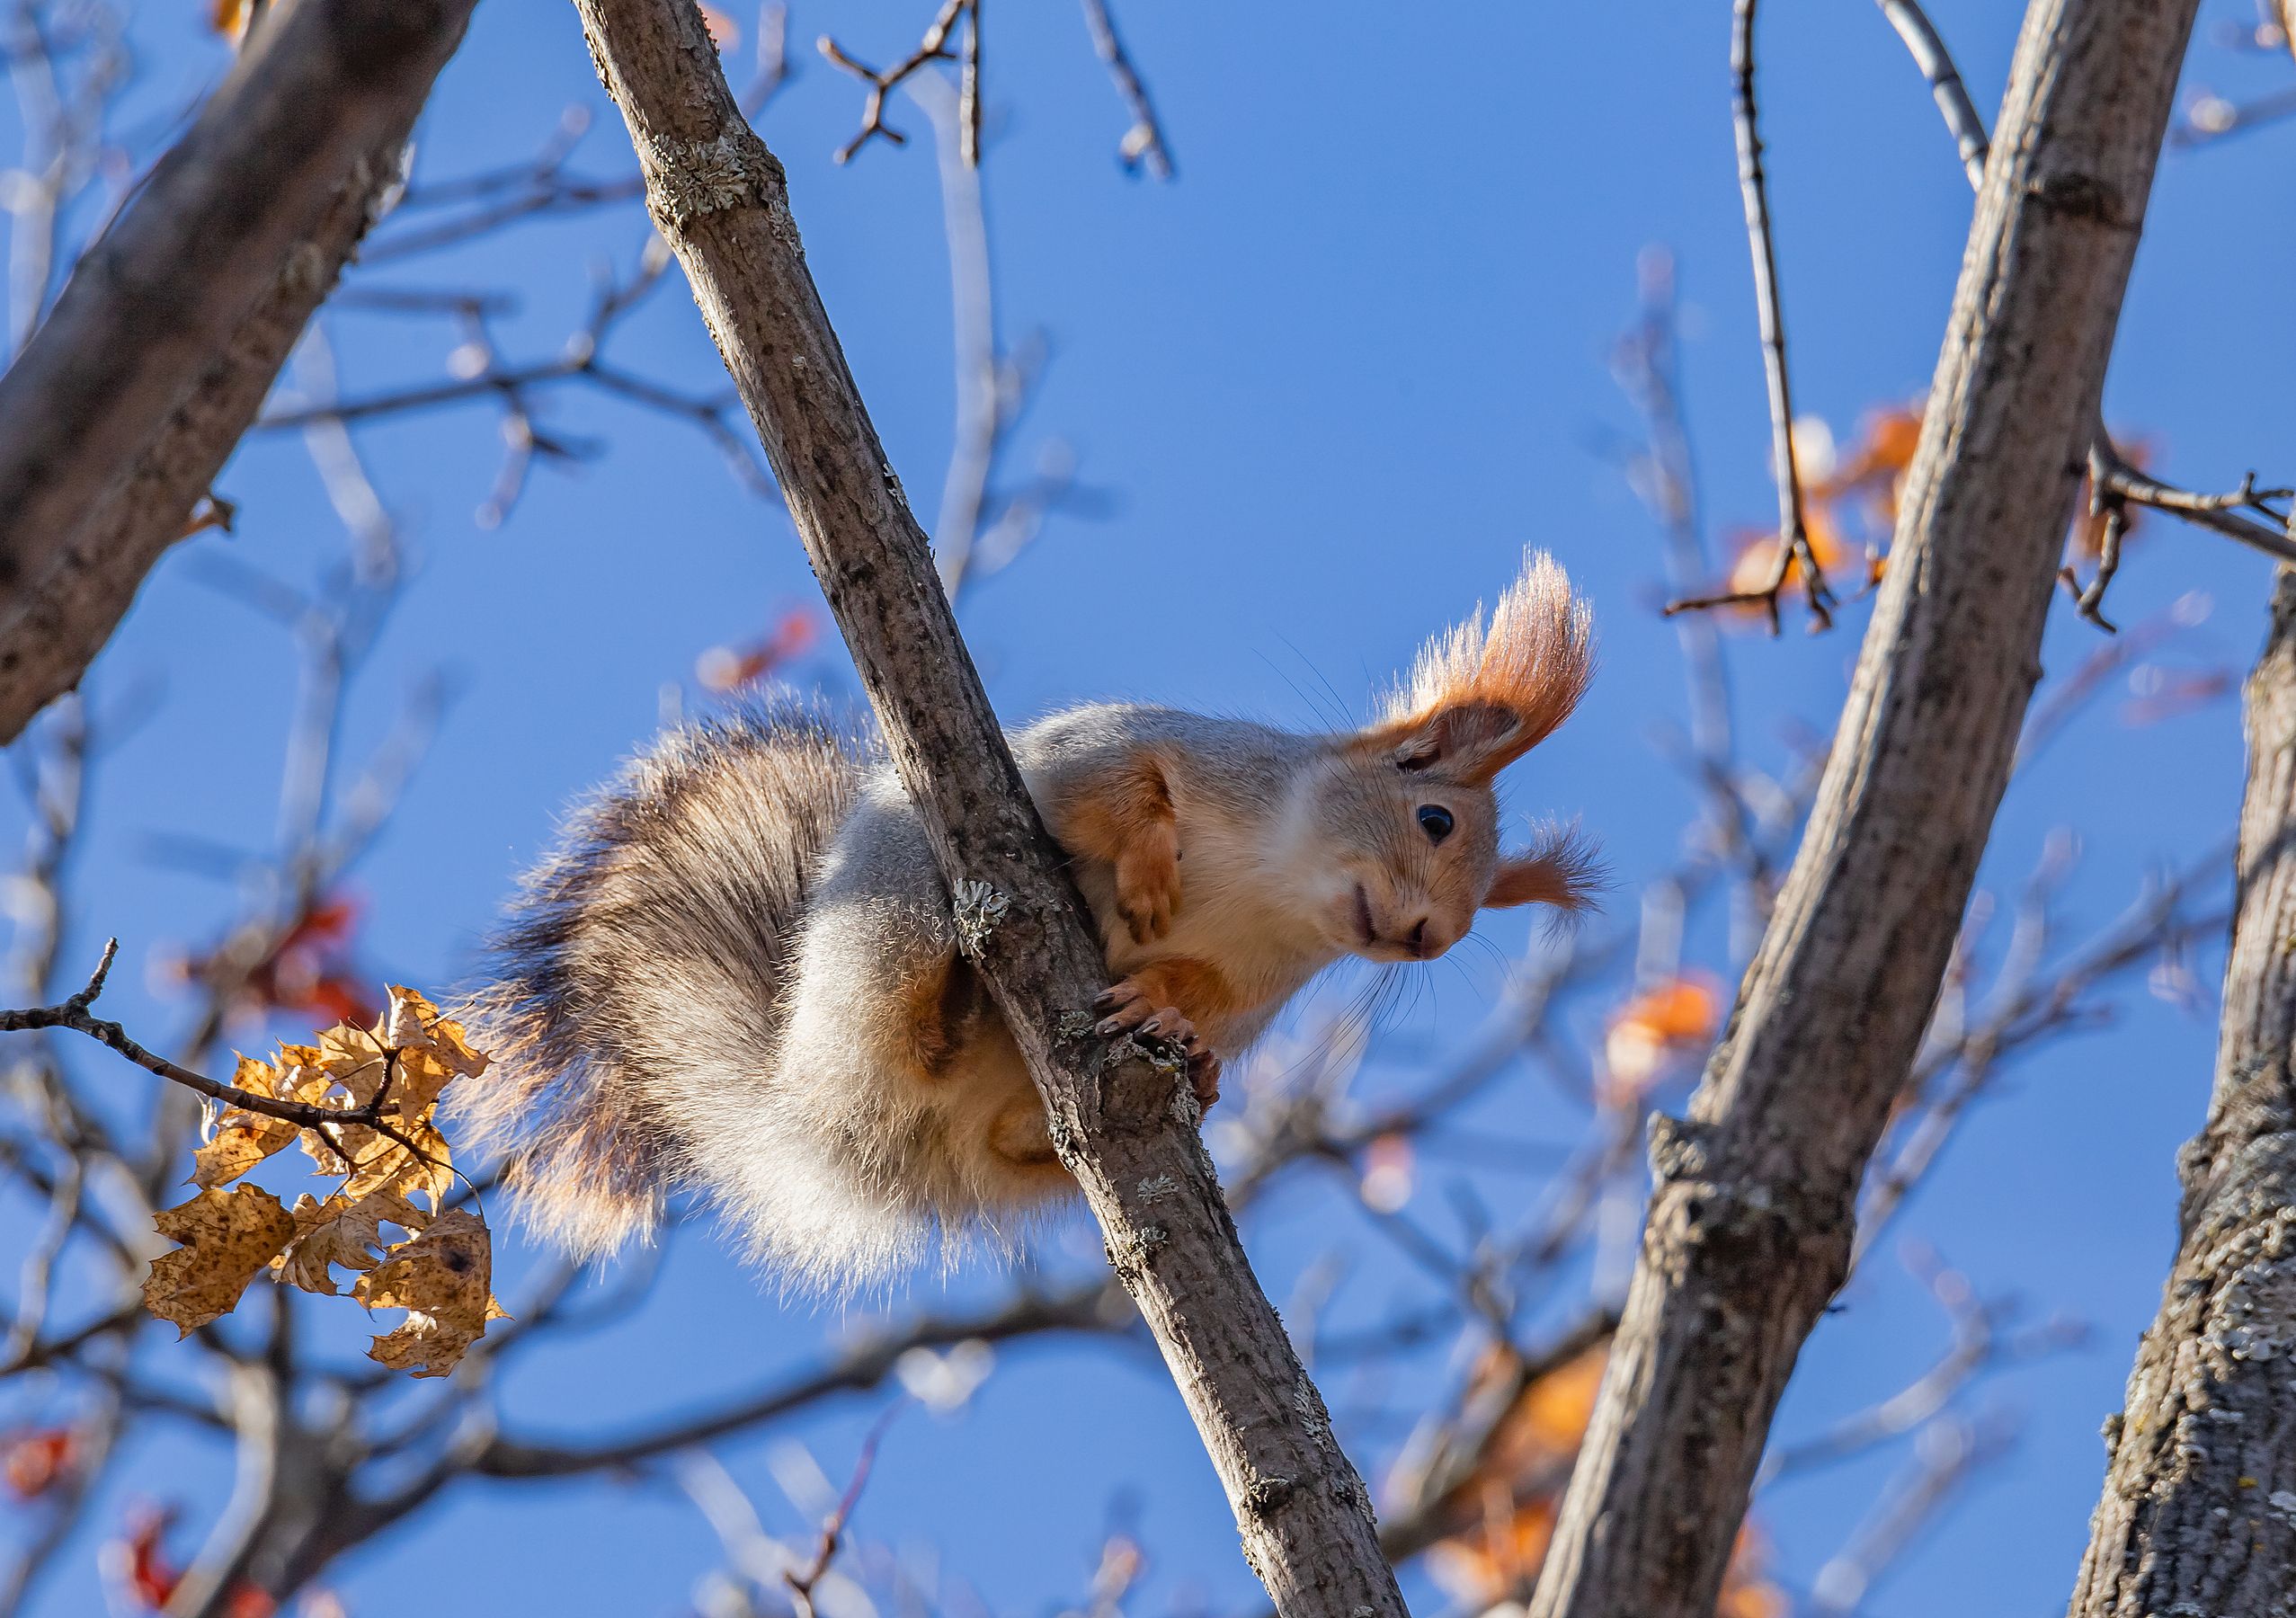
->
<box><xmin>139</xmin><ymin>982</ymin><xmax>495</xmax><ymax>1371</ymax></box>
<box><xmin>353</xmin><ymin>1209</ymin><xmax>507</xmax><ymax>1377</ymax></box>
<box><xmin>143</xmin><ymin>1187</ymin><xmax>297</xmax><ymax>1336</ymax></box>
<box><xmin>378</xmin><ymin>985</ymin><xmax>488</xmax><ymax>1121</ymax></box>
<box><xmin>187</xmin><ymin>1057</ymin><xmax>307</xmax><ymax>1188</ymax></box>
<box><xmin>190</xmin><ymin>1112</ymin><xmax>298</xmax><ymax>1190</ymax></box>
<box><xmin>336</xmin><ymin>1116</ymin><xmax>455</xmax><ymax>1206</ymax></box>
<box><xmin>1426</xmin><ymin>1341</ymin><xmax>1785</xmax><ymax>1612</ymax></box>
<box><xmin>271</xmin><ymin>1187</ymin><xmax>430</xmax><ymax>1296</ymax></box>
<box><xmin>314</xmin><ymin>1020</ymin><xmax>390</xmax><ymax>1106</ymax></box>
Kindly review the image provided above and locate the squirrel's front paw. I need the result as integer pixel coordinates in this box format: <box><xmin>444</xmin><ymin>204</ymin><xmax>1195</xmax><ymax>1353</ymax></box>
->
<box><xmin>1093</xmin><ymin>973</ymin><xmax>1221</xmax><ymax>1113</ymax></box>
<box><xmin>1112</xmin><ymin>833</ymin><xmax>1181</xmax><ymax>944</ymax></box>
<box><xmin>1093</xmin><ymin>979</ymin><xmax>1200</xmax><ymax>1054</ymax></box>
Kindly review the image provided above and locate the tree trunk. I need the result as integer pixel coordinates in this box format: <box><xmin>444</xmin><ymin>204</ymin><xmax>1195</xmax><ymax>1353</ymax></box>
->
<box><xmin>565</xmin><ymin>4</ymin><xmax>1405</xmax><ymax>1614</ymax></box>
<box><xmin>2067</xmin><ymin>568</ymin><xmax>2296</xmax><ymax>1616</ymax></box>
<box><xmin>0</xmin><ymin>0</ymin><xmax>478</xmax><ymax>743</ymax></box>
<box><xmin>1526</xmin><ymin>3</ymin><xmax>2199</xmax><ymax>1614</ymax></box>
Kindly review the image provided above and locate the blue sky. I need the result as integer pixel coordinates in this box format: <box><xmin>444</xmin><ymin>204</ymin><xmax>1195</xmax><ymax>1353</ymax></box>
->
<box><xmin>8</xmin><ymin>0</ymin><xmax>2296</xmax><ymax>1614</ymax></box>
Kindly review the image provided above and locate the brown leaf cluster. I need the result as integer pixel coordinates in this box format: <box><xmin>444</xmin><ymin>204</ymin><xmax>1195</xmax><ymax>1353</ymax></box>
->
<box><xmin>141</xmin><ymin>987</ymin><xmax>507</xmax><ymax>1377</ymax></box>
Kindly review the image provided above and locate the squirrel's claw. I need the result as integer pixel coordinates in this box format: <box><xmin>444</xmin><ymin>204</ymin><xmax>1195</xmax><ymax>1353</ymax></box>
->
<box><xmin>1096</xmin><ymin>1000</ymin><xmax>1196</xmax><ymax>1049</ymax></box>
<box><xmin>1188</xmin><ymin>1049</ymin><xmax>1222</xmax><ymax>1111</ymax></box>
<box><xmin>1092</xmin><ymin>979</ymin><xmax>1200</xmax><ymax>1053</ymax></box>
<box><xmin>1091</xmin><ymin>982</ymin><xmax>1135</xmax><ymax>1014</ymax></box>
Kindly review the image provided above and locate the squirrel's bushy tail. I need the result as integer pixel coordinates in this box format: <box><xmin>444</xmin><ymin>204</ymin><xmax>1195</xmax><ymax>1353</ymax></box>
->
<box><xmin>456</xmin><ymin>704</ymin><xmax>863</xmax><ymax>1260</ymax></box>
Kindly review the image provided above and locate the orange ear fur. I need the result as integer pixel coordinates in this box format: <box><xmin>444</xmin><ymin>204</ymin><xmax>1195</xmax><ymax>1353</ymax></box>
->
<box><xmin>1361</xmin><ymin>550</ymin><xmax>1595</xmax><ymax>785</ymax></box>
<box><xmin>1484</xmin><ymin>823</ymin><xmax>1604</xmax><ymax>912</ymax></box>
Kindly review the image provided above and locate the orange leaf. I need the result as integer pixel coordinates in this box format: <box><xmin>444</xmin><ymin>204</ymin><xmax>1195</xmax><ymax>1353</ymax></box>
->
<box><xmin>1604</xmin><ymin>973</ymin><xmax>1722</xmax><ymax>1098</ymax></box>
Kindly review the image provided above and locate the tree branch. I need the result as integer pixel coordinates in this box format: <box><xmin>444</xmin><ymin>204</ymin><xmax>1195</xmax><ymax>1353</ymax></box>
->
<box><xmin>1873</xmin><ymin>0</ymin><xmax>1989</xmax><ymax>188</ymax></box>
<box><xmin>1874</xmin><ymin>0</ymin><xmax>2296</xmax><ymax>617</ymax></box>
<box><xmin>0</xmin><ymin>939</ymin><xmax>428</xmax><ymax>1148</ymax></box>
<box><xmin>0</xmin><ymin>0</ymin><xmax>478</xmax><ymax>743</ymax></box>
<box><xmin>2068</xmin><ymin>567</ymin><xmax>2296</xmax><ymax>1614</ymax></box>
<box><xmin>1526</xmin><ymin>2</ymin><xmax>2203</xmax><ymax>1613</ymax></box>
<box><xmin>1666</xmin><ymin>0</ymin><xmax>1833</xmax><ymax>634</ymax></box>
<box><xmin>564</xmin><ymin>4</ymin><xmax>1406</xmax><ymax>1614</ymax></box>
<box><xmin>1078</xmin><ymin>0</ymin><xmax>1174</xmax><ymax>179</ymax></box>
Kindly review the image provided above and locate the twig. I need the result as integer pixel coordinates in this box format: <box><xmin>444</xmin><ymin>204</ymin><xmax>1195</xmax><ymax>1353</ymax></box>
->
<box><xmin>1</xmin><ymin>1151</ymin><xmax>80</xmax><ymax>1365</ymax></box>
<box><xmin>2065</xmin><ymin>445</ymin><xmax>2131</xmax><ymax>631</ymax></box>
<box><xmin>254</xmin><ymin>242</ymin><xmax>775</xmax><ymax>504</ymax></box>
<box><xmin>817</xmin><ymin>0</ymin><xmax>978</xmax><ymax>166</ymax></box>
<box><xmin>1873</xmin><ymin>0</ymin><xmax>1988</xmax><ymax>186</ymax></box>
<box><xmin>1078</xmin><ymin>0</ymin><xmax>1173</xmax><ymax>178</ymax></box>
<box><xmin>1809</xmin><ymin>1411</ymin><xmax>2015</xmax><ymax>1616</ymax></box>
<box><xmin>1859</xmin><ymin>855</ymin><xmax>2223</xmax><ymax>1258</ymax></box>
<box><xmin>2094</xmin><ymin>442</ymin><xmax>2296</xmax><ymax>563</ymax></box>
<box><xmin>1</xmin><ymin>940</ymin><xmax>414</xmax><ymax>1140</ymax></box>
<box><xmin>1760</xmin><ymin>1248</ymin><xmax>2081</xmax><ymax>1481</ymax></box>
<box><xmin>785</xmin><ymin>1403</ymin><xmax>902</xmax><ymax>1618</ymax></box>
<box><xmin>1669</xmin><ymin>0</ymin><xmax>1832</xmax><ymax>635</ymax></box>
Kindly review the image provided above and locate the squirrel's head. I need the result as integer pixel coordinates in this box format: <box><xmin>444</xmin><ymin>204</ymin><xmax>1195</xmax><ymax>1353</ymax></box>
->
<box><xmin>1292</xmin><ymin>550</ymin><xmax>1597</xmax><ymax>965</ymax></box>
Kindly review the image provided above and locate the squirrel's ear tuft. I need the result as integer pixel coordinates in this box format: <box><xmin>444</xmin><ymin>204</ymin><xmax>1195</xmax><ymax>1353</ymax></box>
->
<box><xmin>1484</xmin><ymin>823</ymin><xmax>1604</xmax><ymax>912</ymax></box>
<box><xmin>1359</xmin><ymin>550</ymin><xmax>1595</xmax><ymax>785</ymax></box>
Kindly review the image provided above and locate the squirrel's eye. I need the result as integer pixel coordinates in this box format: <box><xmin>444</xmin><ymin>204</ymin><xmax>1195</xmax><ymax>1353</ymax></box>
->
<box><xmin>1416</xmin><ymin>805</ymin><xmax>1455</xmax><ymax>844</ymax></box>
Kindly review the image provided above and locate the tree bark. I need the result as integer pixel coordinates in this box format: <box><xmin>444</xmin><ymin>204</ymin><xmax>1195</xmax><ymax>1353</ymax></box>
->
<box><xmin>2068</xmin><ymin>569</ymin><xmax>2296</xmax><ymax>1616</ymax></box>
<box><xmin>1526</xmin><ymin>4</ymin><xmax>2199</xmax><ymax>1615</ymax></box>
<box><xmin>0</xmin><ymin>0</ymin><xmax>478</xmax><ymax>743</ymax></box>
<box><xmin>566</xmin><ymin>4</ymin><xmax>1404</xmax><ymax>1615</ymax></box>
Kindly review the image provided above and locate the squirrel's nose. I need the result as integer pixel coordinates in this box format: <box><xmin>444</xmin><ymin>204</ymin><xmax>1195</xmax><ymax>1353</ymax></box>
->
<box><xmin>1404</xmin><ymin>917</ymin><xmax>1430</xmax><ymax>957</ymax></box>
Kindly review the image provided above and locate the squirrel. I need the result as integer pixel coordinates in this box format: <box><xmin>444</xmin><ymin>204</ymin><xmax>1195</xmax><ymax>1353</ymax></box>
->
<box><xmin>458</xmin><ymin>549</ymin><xmax>1597</xmax><ymax>1292</ymax></box>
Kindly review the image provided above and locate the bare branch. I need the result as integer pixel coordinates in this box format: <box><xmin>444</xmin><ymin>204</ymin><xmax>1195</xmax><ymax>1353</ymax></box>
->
<box><xmin>0</xmin><ymin>940</ymin><xmax>426</xmax><ymax>1150</ymax></box>
<box><xmin>1873</xmin><ymin>0</ymin><xmax>1990</xmax><ymax>186</ymax></box>
<box><xmin>1669</xmin><ymin>0</ymin><xmax>1832</xmax><ymax>635</ymax></box>
<box><xmin>1876</xmin><ymin>0</ymin><xmax>2296</xmax><ymax>600</ymax></box>
<box><xmin>470</xmin><ymin>1283</ymin><xmax>1119</xmax><ymax>1480</ymax></box>
<box><xmin>784</xmin><ymin>1404</ymin><xmax>900</xmax><ymax>1618</ymax></box>
<box><xmin>0</xmin><ymin>0</ymin><xmax>478</xmax><ymax>743</ymax></box>
<box><xmin>1078</xmin><ymin>0</ymin><xmax>1174</xmax><ymax>179</ymax></box>
<box><xmin>818</xmin><ymin>1</ymin><xmax>978</xmax><ymax>167</ymax></box>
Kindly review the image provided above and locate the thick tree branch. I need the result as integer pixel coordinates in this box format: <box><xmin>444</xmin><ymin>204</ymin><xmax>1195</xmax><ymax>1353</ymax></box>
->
<box><xmin>565</xmin><ymin>4</ymin><xmax>1404</xmax><ymax>1614</ymax></box>
<box><xmin>2068</xmin><ymin>568</ymin><xmax>2296</xmax><ymax>1614</ymax></box>
<box><xmin>0</xmin><ymin>0</ymin><xmax>478</xmax><ymax>744</ymax></box>
<box><xmin>1526</xmin><ymin>3</ymin><xmax>2201</xmax><ymax>1614</ymax></box>
<box><xmin>1874</xmin><ymin>0</ymin><xmax>2296</xmax><ymax>600</ymax></box>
